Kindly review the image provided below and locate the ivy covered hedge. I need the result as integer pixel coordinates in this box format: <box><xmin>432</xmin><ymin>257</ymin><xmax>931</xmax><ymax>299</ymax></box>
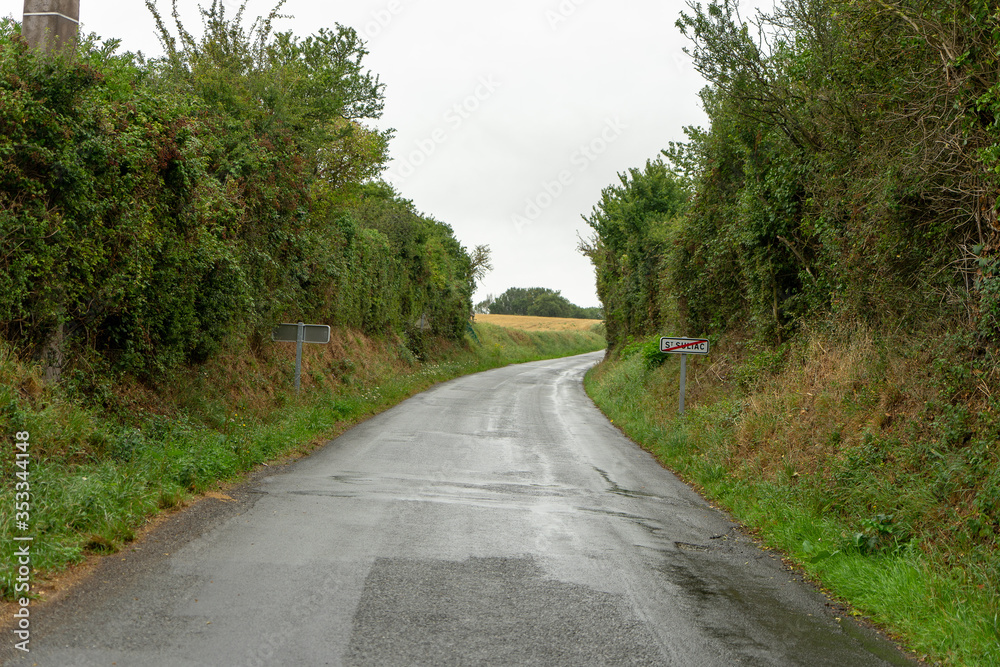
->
<box><xmin>0</xmin><ymin>5</ymin><xmax>479</xmax><ymax>378</ymax></box>
<box><xmin>583</xmin><ymin>0</ymin><xmax>1000</xmax><ymax>351</ymax></box>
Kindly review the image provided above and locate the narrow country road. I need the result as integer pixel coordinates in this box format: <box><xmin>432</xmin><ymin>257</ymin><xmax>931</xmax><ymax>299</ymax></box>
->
<box><xmin>3</xmin><ymin>352</ymin><xmax>915</xmax><ymax>666</ymax></box>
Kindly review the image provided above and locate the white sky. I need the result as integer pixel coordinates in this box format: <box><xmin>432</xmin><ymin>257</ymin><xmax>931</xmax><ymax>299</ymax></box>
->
<box><xmin>5</xmin><ymin>0</ymin><xmax>767</xmax><ymax>309</ymax></box>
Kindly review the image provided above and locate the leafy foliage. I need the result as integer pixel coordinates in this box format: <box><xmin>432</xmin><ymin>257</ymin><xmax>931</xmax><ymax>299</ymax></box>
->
<box><xmin>580</xmin><ymin>158</ymin><xmax>689</xmax><ymax>349</ymax></box>
<box><xmin>579</xmin><ymin>4</ymin><xmax>1000</xmax><ymax>660</ymax></box>
<box><xmin>480</xmin><ymin>287</ymin><xmax>602</xmax><ymax>319</ymax></box>
<box><xmin>584</xmin><ymin>0</ymin><xmax>1000</xmax><ymax>349</ymax></box>
<box><xmin>0</xmin><ymin>7</ymin><xmax>479</xmax><ymax>378</ymax></box>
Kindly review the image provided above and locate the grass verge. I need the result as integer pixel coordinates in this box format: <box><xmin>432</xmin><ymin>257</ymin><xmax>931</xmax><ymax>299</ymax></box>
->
<box><xmin>585</xmin><ymin>330</ymin><xmax>1000</xmax><ymax>666</ymax></box>
<box><xmin>0</xmin><ymin>322</ymin><xmax>604</xmax><ymax>600</ymax></box>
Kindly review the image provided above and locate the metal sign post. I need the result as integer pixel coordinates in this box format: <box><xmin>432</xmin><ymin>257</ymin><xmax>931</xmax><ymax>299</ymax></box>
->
<box><xmin>294</xmin><ymin>323</ymin><xmax>304</xmax><ymax>392</ymax></box>
<box><xmin>659</xmin><ymin>337</ymin><xmax>710</xmax><ymax>415</ymax></box>
<box><xmin>679</xmin><ymin>353</ymin><xmax>687</xmax><ymax>414</ymax></box>
<box><xmin>272</xmin><ymin>322</ymin><xmax>331</xmax><ymax>392</ymax></box>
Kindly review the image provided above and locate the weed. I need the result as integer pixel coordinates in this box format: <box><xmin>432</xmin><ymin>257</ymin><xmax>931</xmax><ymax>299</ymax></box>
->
<box><xmin>850</xmin><ymin>514</ymin><xmax>905</xmax><ymax>555</ymax></box>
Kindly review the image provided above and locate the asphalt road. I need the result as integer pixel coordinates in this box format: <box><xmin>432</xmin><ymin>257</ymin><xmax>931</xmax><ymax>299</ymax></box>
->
<box><xmin>3</xmin><ymin>352</ymin><xmax>917</xmax><ymax>666</ymax></box>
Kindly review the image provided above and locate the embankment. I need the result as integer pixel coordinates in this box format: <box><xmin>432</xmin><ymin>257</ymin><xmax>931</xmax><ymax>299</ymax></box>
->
<box><xmin>585</xmin><ymin>330</ymin><xmax>999</xmax><ymax>666</ymax></box>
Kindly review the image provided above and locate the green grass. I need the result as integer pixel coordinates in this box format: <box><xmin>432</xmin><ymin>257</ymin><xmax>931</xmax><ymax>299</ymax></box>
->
<box><xmin>0</xmin><ymin>323</ymin><xmax>604</xmax><ymax>599</ymax></box>
<box><xmin>585</xmin><ymin>349</ymin><xmax>1000</xmax><ymax>666</ymax></box>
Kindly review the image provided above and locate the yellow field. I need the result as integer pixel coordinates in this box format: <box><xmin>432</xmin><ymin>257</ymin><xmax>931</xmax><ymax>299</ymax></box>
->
<box><xmin>474</xmin><ymin>313</ymin><xmax>603</xmax><ymax>332</ymax></box>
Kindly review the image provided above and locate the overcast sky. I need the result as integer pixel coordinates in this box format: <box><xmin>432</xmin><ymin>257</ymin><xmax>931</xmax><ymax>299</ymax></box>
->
<box><xmin>4</xmin><ymin>0</ymin><xmax>765</xmax><ymax>309</ymax></box>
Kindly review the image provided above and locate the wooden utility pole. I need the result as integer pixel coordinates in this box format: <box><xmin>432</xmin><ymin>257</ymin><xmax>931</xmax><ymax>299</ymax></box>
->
<box><xmin>22</xmin><ymin>0</ymin><xmax>79</xmax><ymax>53</ymax></box>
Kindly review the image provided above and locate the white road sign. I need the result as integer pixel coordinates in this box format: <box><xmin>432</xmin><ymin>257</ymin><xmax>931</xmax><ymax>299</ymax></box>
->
<box><xmin>659</xmin><ymin>337</ymin><xmax>709</xmax><ymax>355</ymax></box>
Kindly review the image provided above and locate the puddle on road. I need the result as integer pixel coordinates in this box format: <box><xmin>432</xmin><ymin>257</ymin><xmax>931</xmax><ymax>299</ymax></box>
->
<box><xmin>656</xmin><ymin>549</ymin><xmax>917</xmax><ymax>666</ymax></box>
<box><xmin>280</xmin><ymin>466</ymin><xmax>915</xmax><ymax>664</ymax></box>
<box><xmin>585</xmin><ymin>466</ymin><xmax>915</xmax><ymax>664</ymax></box>
<box><xmin>315</xmin><ymin>471</ymin><xmax>707</xmax><ymax>554</ymax></box>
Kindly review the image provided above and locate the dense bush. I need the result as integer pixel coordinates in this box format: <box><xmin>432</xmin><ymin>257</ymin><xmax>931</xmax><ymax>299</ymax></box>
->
<box><xmin>584</xmin><ymin>0</ymin><xmax>1000</xmax><ymax>350</ymax></box>
<box><xmin>580</xmin><ymin>159</ymin><xmax>688</xmax><ymax>349</ymax></box>
<box><xmin>0</xmin><ymin>4</ymin><xmax>479</xmax><ymax>378</ymax></box>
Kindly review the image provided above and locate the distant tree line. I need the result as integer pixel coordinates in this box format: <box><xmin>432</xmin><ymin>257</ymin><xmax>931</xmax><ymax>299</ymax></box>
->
<box><xmin>0</xmin><ymin>2</ymin><xmax>489</xmax><ymax>378</ymax></box>
<box><xmin>475</xmin><ymin>288</ymin><xmax>602</xmax><ymax>319</ymax></box>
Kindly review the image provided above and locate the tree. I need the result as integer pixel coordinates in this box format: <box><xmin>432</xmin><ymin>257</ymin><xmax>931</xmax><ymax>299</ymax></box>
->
<box><xmin>489</xmin><ymin>287</ymin><xmax>552</xmax><ymax>315</ymax></box>
<box><xmin>528</xmin><ymin>292</ymin><xmax>573</xmax><ymax>318</ymax></box>
<box><xmin>581</xmin><ymin>158</ymin><xmax>689</xmax><ymax>348</ymax></box>
<box><xmin>470</xmin><ymin>245</ymin><xmax>493</xmax><ymax>287</ymax></box>
<box><xmin>485</xmin><ymin>287</ymin><xmax>595</xmax><ymax>319</ymax></box>
<box><xmin>0</xmin><ymin>4</ymin><xmax>478</xmax><ymax>379</ymax></box>
<box><xmin>673</xmin><ymin>0</ymin><xmax>999</xmax><ymax>336</ymax></box>
<box><xmin>583</xmin><ymin>0</ymin><xmax>1000</xmax><ymax>350</ymax></box>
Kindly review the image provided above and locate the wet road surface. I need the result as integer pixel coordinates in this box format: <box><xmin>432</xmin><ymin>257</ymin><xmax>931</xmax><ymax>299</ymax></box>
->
<box><xmin>2</xmin><ymin>352</ymin><xmax>916</xmax><ymax>666</ymax></box>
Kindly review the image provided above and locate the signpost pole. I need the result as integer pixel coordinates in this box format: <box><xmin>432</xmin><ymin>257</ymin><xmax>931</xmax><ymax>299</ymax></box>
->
<box><xmin>679</xmin><ymin>353</ymin><xmax>687</xmax><ymax>415</ymax></box>
<box><xmin>294</xmin><ymin>322</ymin><xmax>304</xmax><ymax>392</ymax></box>
<box><xmin>271</xmin><ymin>322</ymin><xmax>330</xmax><ymax>394</ymax></box>
<box><xmin>660</xmin><ymin>337</ymin><xmax>708</xmax><ymax>416</ymax></box>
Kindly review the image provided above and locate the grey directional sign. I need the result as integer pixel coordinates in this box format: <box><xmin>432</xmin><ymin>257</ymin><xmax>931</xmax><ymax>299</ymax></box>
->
<box><xmin>272</xmin><ymin>323</ymin><xmax>331</xmax><ymax>344</ymax></box>
<box><xmin>271</xmin><ymin>322</ymin><xmax>331</xmax><ymax>391</ymax></box>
